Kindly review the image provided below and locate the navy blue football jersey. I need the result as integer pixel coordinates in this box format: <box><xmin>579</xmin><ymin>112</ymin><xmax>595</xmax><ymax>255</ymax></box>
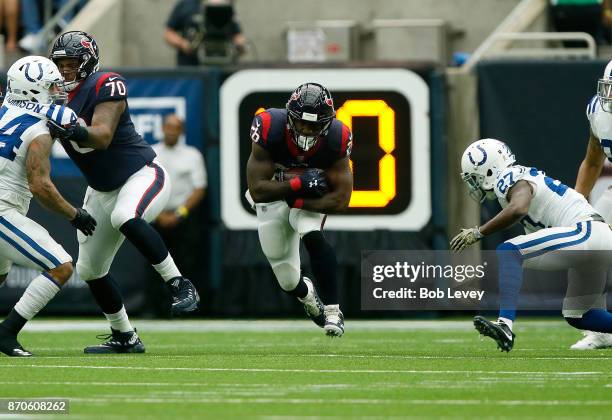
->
<box><xmin>62</xmin><ymin>71</ymin><xmax>156</xmax><ymax>192</ymax></box>
<box><xmin>250</xmin><ymin>108</ymin><xmax>351</xmax><ymax>169</ymax></box>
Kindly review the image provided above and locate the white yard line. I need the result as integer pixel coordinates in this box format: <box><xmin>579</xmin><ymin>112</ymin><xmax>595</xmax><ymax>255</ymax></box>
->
<box><xmin>20</xmin><ymin>319</ymin><xmax>570</xmax><ymax>333</ymax></box>
<box><xmin>15</xmin><ymin>353</ymin><xmax>612</xmax><ymax>361</ymax></box>
<box><xmin>0</xmin><ymin>364</ymin><xmax>606</xmax><ymax>376</ymax></box>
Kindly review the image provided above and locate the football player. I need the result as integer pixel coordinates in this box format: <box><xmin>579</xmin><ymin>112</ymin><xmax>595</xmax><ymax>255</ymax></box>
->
<box><xmin>47</xmin><ymin>31</ymin><xmax>199</xmax><ymax>354</ymax></box>
<box><xmin>246</xmin><ymin>83</ymin><xmax>353</xmax><ymax>336</ymax></box>
<box><xmin>452</xmin><ymin>139</ymin><xmax>612</xmax><ymax>352</ymax></box>
<box><xmin>0</xmin><ymin>56</ymin><xmax>96</xmax><ymax>356</ymax></box>
<box><xmin>571</xmin><ymin>59</ymin><xmax>612</xmax><ymax>350</ymax></box>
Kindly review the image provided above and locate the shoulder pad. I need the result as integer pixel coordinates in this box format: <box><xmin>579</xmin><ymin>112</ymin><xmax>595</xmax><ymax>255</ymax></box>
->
<box><xmin>250</xmin><ymin>108</ymin><xmax>286</xmax><ymax>146</ymax></box>
<box><xmin>326</xmin><ymin>119</ymin><xmax>352</xmax><ymax>158</ymax></box>
<box><xmin>494</xmin><ymin>166</ymin><xmax>526</xmax><ymax>199</ymax></box>
<box><xmin>587</xmin><ymin>95</ymin><xmax>599</xmax><ymax>119</ymax></box>
<box><xmin>93</xmin><ymin>72</ymin><xmax>127</xmax><ymax>101</ymax></box>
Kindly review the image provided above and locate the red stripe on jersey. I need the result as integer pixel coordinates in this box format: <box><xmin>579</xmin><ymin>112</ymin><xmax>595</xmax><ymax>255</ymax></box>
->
<box><xmin>260</xmin><ymin>111</ymin><xmax>271</xmax><ymax>143</ymax></box>
<box><xmin>95</xmin><ymin>72</ymin><xmax>120</xmax><ymax>96</ymax></box>
<box><xmin>340</xmin><ymin>124</ymin><xmax>350</xmax><ymax>157</ymax></box>
<box><xmin>67</xmin><ymin>81</ymin><xmax>84</xmax><ymax>103</ymax></box>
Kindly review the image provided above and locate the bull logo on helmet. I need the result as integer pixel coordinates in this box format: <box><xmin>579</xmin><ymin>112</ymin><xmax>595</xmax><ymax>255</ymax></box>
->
<box><xmin>290</xmin><ymin>90</ymin><xmax>301</xmax><ymax>102</ymax></box>
<box><xmin>324</xmin><ymin>92</ymin><xmax>333</xmax><ymax>108</ymax></box>
<box><xmin>80</xmin><ymin>38</ymin><xmax>96</xmax><ymax>57</ymax></box>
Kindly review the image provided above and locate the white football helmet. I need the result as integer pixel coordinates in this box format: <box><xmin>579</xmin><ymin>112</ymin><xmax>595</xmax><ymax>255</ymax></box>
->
<box><xmin>5</xmin><ymin>56</ymin><xmax>66</xmax><ymax>105</ymax></box>
<box><xmin>460</xmin><ymin>138</ymin><xmax>516</xmax><ymax>203</ymax></box>
<box><xmin>597</xmin><ymin>59</ymin><xmax>612</xmax><ymax>112</ymax></box>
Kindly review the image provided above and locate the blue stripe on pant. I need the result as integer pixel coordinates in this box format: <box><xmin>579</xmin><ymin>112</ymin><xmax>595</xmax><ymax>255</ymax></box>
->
<box><xmin>0</xmin><ymin>216</ymin><xmax>61</xmax><ymax>270</ymax></box>
<box><xmin>498</xmin><ymin>222</ymin><xmax>592</xmax><ymax>321</ymax></box>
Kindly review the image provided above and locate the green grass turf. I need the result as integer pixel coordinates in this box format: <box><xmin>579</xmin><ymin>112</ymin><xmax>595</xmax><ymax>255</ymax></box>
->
<box><xmin>0</xmin><ymin>319</ymin><xmax>611</xmax><ymax>419</ymax></box>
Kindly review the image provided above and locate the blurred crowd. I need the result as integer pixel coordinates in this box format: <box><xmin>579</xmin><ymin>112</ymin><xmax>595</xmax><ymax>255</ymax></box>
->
<box><xmin>549</xmin><ymin>0</ymin><xmax>612</xmax><ymax>46</ymax></box>
<box><xmin>164</xmin><ymin>0</ymin><xmax>246</xmax><ymax>66</ymax></box>
<box><xmin>0</xmin><ymin>0</ymin><xmax>87</xmax><ymax>54</ymax></box>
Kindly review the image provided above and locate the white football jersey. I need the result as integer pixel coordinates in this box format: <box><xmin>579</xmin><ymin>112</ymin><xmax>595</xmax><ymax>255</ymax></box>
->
<box><xmin>0</xmin><ymin>100</ymin><xmax>74</xmax><ymax>212</ymax></box>
<box><xmin>494</xmin><ymin>165</ymin><xmax>596</xmax><ymax>233</ymax></box>
<box><xmin>586</xmin><ymin>95</ymin><xmax>612</xmax><ymax>159</ymax></box>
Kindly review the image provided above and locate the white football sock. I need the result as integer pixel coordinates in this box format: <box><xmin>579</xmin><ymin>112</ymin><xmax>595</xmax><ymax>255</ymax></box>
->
<box><xmin>498</xmin><ymin>317</ymin><xmax>513</xmax><ymax>331</ymax></box>
<box><xmin>14</xmin><ymin>274</ymin><xmax>61</xmax><ymax>320</ymax></box>
<box><xmin>104</xmin><ymin>306</ymin><xmax>133</xmax><ymax>333</ymax></box>
<box><xmin>153</xmin><ymin>254</ymin><xmax>182</xmax><ymax>282</ymax></box>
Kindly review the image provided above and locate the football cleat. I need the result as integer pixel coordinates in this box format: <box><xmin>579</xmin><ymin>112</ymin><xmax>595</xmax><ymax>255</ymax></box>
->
<box><xmin>324</xmin><ymin>304</ymin><xmax>344</xmax><ymax>337</ymax></box>
<box><xmin>84</xmin><ymin>328</ymin><xmax>145</xmax><ymax>354</ymax></box>
<box><xmin>0</xmin><ymin>332</ymin><xmax>32</xmax><ymax>357</ymax></box>
<box><xmin>474</xmin><ymin>315</ymin><xmax>515</xmax><ymax>352</ymax></box>
<box><xmin>298</xmin><ymin>277</ymin><xmax>325</xmax><ymax>327</ymax></box>
<box><xmin>167</xmin><ymin>277</ymin><xmax>200</xmax><ymax>315</ymax></box>
<box><xmin>570</xmin><ymin>331</ymin><xmax>612</xmax><ymax>350</ymax></box>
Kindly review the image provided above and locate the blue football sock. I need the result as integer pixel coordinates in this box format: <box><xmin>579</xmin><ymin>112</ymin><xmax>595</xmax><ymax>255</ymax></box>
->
<box><xmin>496</xmin><ymin>242</ymin><xmax>524</xmax><ymax>322</ymax></box>
<box><xmin>565</xmin><ymin>309</ymin><xmax>612</xmax><ymax>333</ymax></box>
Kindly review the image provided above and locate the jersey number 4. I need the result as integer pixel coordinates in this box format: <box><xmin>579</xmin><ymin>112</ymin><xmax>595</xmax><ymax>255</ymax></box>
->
<box><xmin>0</xmin><ymin>115</ymin><xmax>34</xmax><ymax>161</ymax></box>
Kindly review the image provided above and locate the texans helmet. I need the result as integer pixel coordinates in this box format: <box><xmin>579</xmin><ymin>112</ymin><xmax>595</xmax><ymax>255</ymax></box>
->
<box><xmin>49</xmin><ymin>31</ymin><xmax>100</xmax><ymax>91</ymax></box>
<box><xmin>286</xmin><ymin>83</ymin><xmax>336</xmax><ymax>151</ymax></box>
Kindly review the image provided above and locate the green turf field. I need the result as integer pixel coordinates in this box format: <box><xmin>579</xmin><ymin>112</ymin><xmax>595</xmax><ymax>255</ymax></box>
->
<box><xmin>0</xmin><ymin>319</ymin><xmax>611</xmax><ymax>419</ymax></box>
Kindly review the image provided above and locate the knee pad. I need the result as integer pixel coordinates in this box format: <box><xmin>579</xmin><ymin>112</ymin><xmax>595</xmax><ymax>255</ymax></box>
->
<box><xmin>269</xmin><ymin>260</ymin><xmax>300</xmax><ymax>291</ymax></box>
<box><xmin>76</xmin><ymin>259</ymin><xmax>109</xmax><ymax>282</ymax></box>
<box><xmin>496</xmin><ymin>240</ymin><xmax>521</xmax><ymax>254</ymax></box>
<box><xmin>110</xmin><ymin>207</ymin><xmax>134</xmax><ymax>230</ymax></box>
<box><xmin>258</xmin><ymin>220</ymin><xmax>290</xmax><ymax>260</ymax></box>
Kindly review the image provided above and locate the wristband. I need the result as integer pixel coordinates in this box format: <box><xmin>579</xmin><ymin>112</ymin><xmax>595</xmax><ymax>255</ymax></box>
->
<box><xmin>175</xmin><ymin>205</ymin><xmax>189</xmax><ymax>218</ymax></box>
<box><xmin>289</xmin><ymin>177</ymin><xmax>302</xmax><ymax>192</ymax></box>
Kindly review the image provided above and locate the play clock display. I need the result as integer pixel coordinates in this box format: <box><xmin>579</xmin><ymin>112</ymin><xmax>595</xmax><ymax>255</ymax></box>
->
<box><xmin>221</xmin><ymin>69</ymin><xmax>431</xmax><ymax>231</ymax></box>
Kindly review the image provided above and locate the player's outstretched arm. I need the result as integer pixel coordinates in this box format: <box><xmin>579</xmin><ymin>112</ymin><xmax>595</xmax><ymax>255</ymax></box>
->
<box><xmin>79</xmin><ymin>100</ymin><xmax>126</xmax><ymax>150</ymax></box>
<box><xmin>246</xmin><ymin>142</ymin><xmax>293</xmax><ymax>202</ymax></box>
<box><xmin>479</xmin><ymin>180</ymin><xmax>533</xmax><ymax>236</ymax></box>
<box><xmin>300</xmin><ymin>157</ymin><xmax>353</xmax><ymax>214</ymax></box>
<box><xmin>575</xmin><ymin>130</ymin><xmax>606</xmax><ymax>198</ymax></box>
<box><xmin>26</xmin><ymin>134</ymin><xmax>78</xmax><ymax>220</ymax></box>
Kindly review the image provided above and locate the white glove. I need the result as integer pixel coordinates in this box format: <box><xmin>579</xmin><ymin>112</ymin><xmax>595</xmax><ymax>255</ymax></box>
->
<box><xmin>450</xmin><ymin>227</ymin><xmax>484</xmax><ymax>251</ymax></box>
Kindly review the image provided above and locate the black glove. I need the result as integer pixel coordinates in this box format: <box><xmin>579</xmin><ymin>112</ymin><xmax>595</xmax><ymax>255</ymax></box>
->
<box><xmin>71</xmin><ymin>208</ymin><xmax>97</xmax><ymax>236</ymax></box>
<box><xmin>47</xmin><ymin>118</ymin><xmax>76</xmax><ymax>140</ymax></box>
<box><xmin>47</xmin><ymin>119</ymin><xmax>89</xmax><ymax>143</ymax></box>
<box><xmin>289</xmin><ymin>168</ymin><xmax>329</xmax><ymax>198</ymax></box>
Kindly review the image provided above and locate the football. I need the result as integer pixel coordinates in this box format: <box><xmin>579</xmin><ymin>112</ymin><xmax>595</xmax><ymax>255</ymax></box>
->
<box><xmin>280</xmin><ymin>166</ymin><xmax>308</xmax><ymax>181</ymax></box>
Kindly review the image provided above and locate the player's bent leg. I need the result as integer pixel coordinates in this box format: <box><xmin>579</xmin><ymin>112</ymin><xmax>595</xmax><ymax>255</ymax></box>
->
<box><xmin>257</xmin><ymin>202</ymin><xmax>325</xmax><ymax>327</ymax></box>
<box><xmin>290</xmin><ymin>209</ymin><xmax>344</xmax><ymax>336</ymax></box>
<box><xmin>302</xmin><ymin>230</ymin><xmax>344</xmax><ymax>337</ymax></box>
<box><xmin>111</xmin><ymin>162</ymin><xmax>199</xmax><ymax>315</ymax></box>
<box><xmin>75</xmin><ymin>198</ymin><xmax>144</xmax><ymax>354</ymax></box>
<box><xmin>564</xmin><ymin>267</ymin><xmax>612</xmax><ymax>349</ymax></box>
<box><xmin>0</xmin><ymin>212</ymin><xmax>73</xmax><ymax>357</ymax></box>
<box><xmin>583</xmin><ymin>192</ymin><xmax>612</xmax><ymax>347</ymax></box>
<box><xmin>0</xmin><ymin>263</ymin><xmax>73</xmax><ymax>357</ymax></box>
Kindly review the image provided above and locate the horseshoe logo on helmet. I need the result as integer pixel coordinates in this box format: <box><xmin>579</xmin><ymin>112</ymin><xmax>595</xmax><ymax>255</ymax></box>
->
<box><xmin>23</xmin><ymin>62</ymin><xmax>43</xmax><ymax>83</ymax></box>
<box><xmin>468</xmin><ymin>144</ymin><xmax>488</xmax><ymax>166</ymax></box>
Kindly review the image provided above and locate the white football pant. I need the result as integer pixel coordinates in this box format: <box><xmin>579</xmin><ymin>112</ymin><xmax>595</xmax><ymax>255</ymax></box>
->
<box><xmin>76</xmin><ymin>161</ymin><xmax>170</xmax><ymax>281</ymax></box>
